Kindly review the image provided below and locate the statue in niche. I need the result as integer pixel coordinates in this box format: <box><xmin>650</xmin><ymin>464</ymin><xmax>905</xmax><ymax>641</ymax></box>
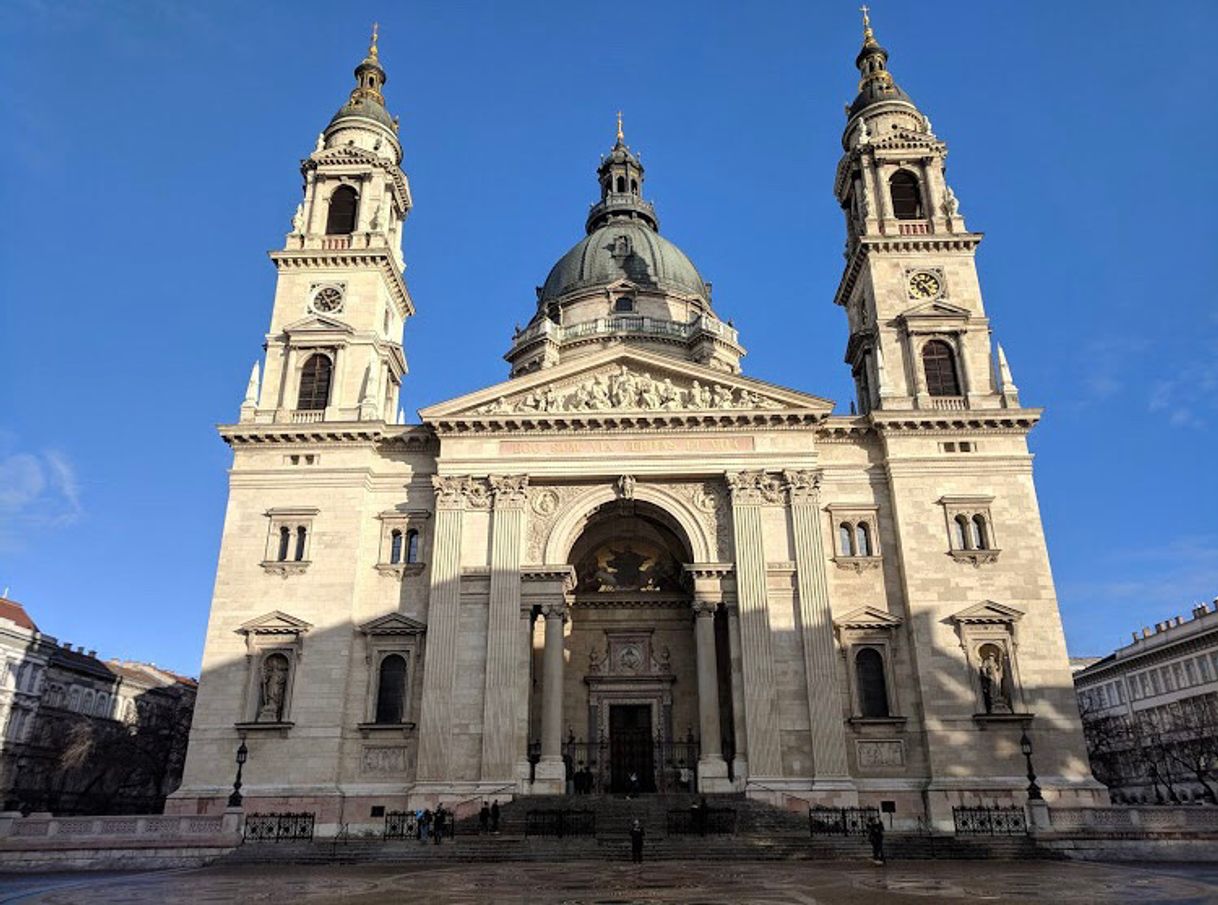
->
<box><xmin>258</xmin><ymin>654</ymin><xmax>290</xmax><ymax>722</ymax></box>
<box><xmin>978</xmin><ymin>644</ymin><xmax>1012</xmax><ymax>714</ymax></box>
<box><xmin>588</xmin><ymin>646</ymin><xmax>606</xmax><ymax>674</ymax></box>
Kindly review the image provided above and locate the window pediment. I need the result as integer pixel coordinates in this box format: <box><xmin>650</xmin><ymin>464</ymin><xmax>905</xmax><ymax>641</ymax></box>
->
<box><xmin>238</xmin><ymin>610</ymin><xmax>313</xmax><ymax>636</ymax></box>
<box><xmin>949</xmin><ymin>600</ymin><xmax>1024</xmax><ymax>626</ymax></box>
<box><xmin>835</xmin><ymin>606</ymin><xmax>903</xmax><ymax>631</ymax></box>
<box><xmin>281</xmin><ymin>314</ymin><xmax>355</xmax><ymax>336</ymax></box>
<box><xmin>359</xmin><ymin>613</ymin><xmax>427</xmax><ymax>636</ymax></box>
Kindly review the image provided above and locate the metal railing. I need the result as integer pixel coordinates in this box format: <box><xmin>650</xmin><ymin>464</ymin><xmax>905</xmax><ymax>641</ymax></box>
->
<box><xmin>808</xmin><ymin>806</ymin><xmax>880</xmax><ymax>836</ymax></box>
<box><xmin>524</xmin><ymin>809</ymin><xmax>596</xmax><ymax>838</ymax></box>
<box><xmin>562</xmin><ymin>737</ymin><xmax>700</xmax><ymax>795</ymax></box>
<box><xmin>383</xmin><ymin>810</ymin><xmax>418</xmax><ymax>840</ymax></box>
<box><xmin>243</xmin><ymin>811</ymin><xmax>316</xmax><ymax>842</ymax></box>
<box><xmin>952</xmin><ymin>805</ymin><xmax>1027</xmax><ymax>836</ymax></box>
<box><xmin>666</xmin><ymin>807</ymin><xmax>737</xmax><ymax>836</ymax></box>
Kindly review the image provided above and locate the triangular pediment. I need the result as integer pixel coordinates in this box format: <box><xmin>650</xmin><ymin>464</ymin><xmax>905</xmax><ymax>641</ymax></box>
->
<box><xmin>359</xmin><ymin>613</ymin><xmax>427</xmax><ymax>636</ymax></box>
<box><xmin>237</xmin><ymin>610</ymin><xmax>313</xmax><ymax>635</ymax></box>
<box><xmin>282</xmin><ymin>314</ymin><xmax>355</xmax><ymax>335</ymax></box>
<box><xmin>900</xmin><ymin>300</ymin><xmax>972</xmax><ymax>320</ymax></box>
<box><xmin>950</xmin><ymin>600</ymin><xmax>1025</xmax><ymax>625</ymax></box>
<box><xmin>834</xmin><ymin>606</ymin><xmax>903</xmax><ymax>630</ymax></box>
<box><xmin>420</xmin><ymin>346</ymin><xmax>833</xmax><ymax>422</ymax></box>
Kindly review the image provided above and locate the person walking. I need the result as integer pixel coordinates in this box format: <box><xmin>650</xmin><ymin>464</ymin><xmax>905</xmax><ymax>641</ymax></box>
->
<box><xmin>434</xmin><ymin>805</ymin><xmax>448</xmax><ymax>845</ymax></box>
<box><xmin>629</xmin><ymin>819</ymin><xmax>645</xmax><ymax>863</ymax></box>
<box><xmin>415</xmin><ymin>807</ymin><xmax>425</xmax><ymax>841</ymax></box>
<box><xmin>490</xmin><ymin>799</ymin><xmax>501</xmax><ymax>834</ymax></box>
<box><xmin>479</xmin><ymin>801</ymin><xmax>491</xmax><ymax>834</ymax></box>
<box><xmin>628</xmin><ymin>770</ymin><xmax>640</xmax><ymax>799</ymax></box>
<box><xmin>420</xmin><ymin>808</ymin><xmax>432</xmax><ymax>843</ymax></box>
<box><xmin>867</xmin><ymin>816</ymin><xmax>886</xmax><ymax>864</ymax></box>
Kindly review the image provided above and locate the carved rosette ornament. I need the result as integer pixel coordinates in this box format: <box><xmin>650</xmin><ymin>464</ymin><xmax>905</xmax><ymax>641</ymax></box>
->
<box><xmin>782</xmin><ymin>469</ymin><xmax>822</xmax><ymax>506</ymax></box>
<box><xmin>725</xmin><ymin>470</ymin><xmax>784</xmax><ymax>505</ymax></box>
<box><xmin>489</xmin><ymin>474</ymin><xmax>530</xmax><ymax>509</ymax></box>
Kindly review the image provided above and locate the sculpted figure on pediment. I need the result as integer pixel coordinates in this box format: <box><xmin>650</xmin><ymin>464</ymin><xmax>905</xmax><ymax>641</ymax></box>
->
<box><xmin>470</xmin><ymin>364</ymin><xmax>784</xmax><ymax>416</ymax></box>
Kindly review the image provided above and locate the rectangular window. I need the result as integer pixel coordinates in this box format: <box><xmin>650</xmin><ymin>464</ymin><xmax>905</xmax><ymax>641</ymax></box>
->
<box><xmin>1198</xmin><ymin>657</ymin><xmax>1212</xmax><ymax>682</ymax></box>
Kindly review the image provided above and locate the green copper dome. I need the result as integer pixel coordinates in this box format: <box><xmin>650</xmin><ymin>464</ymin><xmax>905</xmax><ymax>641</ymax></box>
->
<box><xmin>540</xmin><ymin>218</ymin><xmax>709</xmax><ymax>303</ymax></box>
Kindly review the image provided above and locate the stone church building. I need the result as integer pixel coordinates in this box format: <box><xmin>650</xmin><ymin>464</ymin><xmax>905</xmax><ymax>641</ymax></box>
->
<box><xmin>170</xmin><ymin>18</ymin><xmax>1107</xmax><ymax>830</ymax></box>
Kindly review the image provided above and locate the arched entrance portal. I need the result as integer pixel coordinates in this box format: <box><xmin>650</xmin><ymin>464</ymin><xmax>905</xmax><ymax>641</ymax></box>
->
<box><xmin>529</xmin><ymin>499</ymin><xmax>733</xmax><ymax>794</ymax></box>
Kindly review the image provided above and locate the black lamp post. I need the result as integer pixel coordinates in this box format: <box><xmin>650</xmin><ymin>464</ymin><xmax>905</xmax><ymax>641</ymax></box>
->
<box><xmin>227</xmin><ymin>737</ymin><xmax>248</xmax><ymax>808</ymax></box>
<box><xmin>1019</xmin><ymin>729</ymin><xmax>1042</xmax><ymax>801</ymax></box>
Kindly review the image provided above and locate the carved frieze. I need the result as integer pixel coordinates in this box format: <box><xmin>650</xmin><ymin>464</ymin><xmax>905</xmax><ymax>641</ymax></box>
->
<box><xmin>473</xmin><ymin>364</ymin><xmax>783</xmax><ymax>415</ymax></box>
<box><xmin>361</xmin><ymin>746</ymin><xmax>407</xmax><ymax>774</ymax></box>
<box><xmin>856</xmin><ymin>740</ymin><xmax>905</xmax><ymax>769</ymax></box>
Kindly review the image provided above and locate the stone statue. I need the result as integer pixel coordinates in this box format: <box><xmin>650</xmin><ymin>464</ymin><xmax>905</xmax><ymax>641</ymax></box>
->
<box><xmin>923</xmin><ymin>115</ymin><xmax>934</xmax><ymax>136</ymax></box>
<box><xmin>689</xmin><ymin>380</ymin><xmax>710</xmax><ymax>408</ymax></box>
<box><xmin>617</xmin><ymin>475</ymin><xmax>636</xmax><ymax>500</ymax></box>
<box><xmin>291</xmin><ymin>203</ymin><xmax>304</xmax><ymax>234</ymax></box>
<box><xmin>942</xmin><ymin>185</ymin><xmax>960</xmax><ymax>218</ymax></box>
<box><xmin>588</xmin><ymin>646</ymin><xmax>605</xmax><ymax>674</ymax></box>
<box><xmin>979</xmin><ymin>647</ymin><xmax>1011</xmax><ymax>714</ymax></box>
<box><xmin>590</xmin><ymin>376</ymin><xmax>612</xmax><ymax>409</ymax></box>
<box><xmin>315</xmin><ymin>132</ymin><xmax>325</xmax><ymax>153</ymax></box>
<box><xmin>857</xmin><ymin>118</ymin><xmax>871</xmax><ymax>146</ymax></box>
<box><xmin>711</xmin><ymin>384</ymin><xmax>735</xmax><ymax>408</ymax></box>
<box><xmin>259</xmin><ymin>655</ymin><xmax>289</xmax><ymax>722</ymax></box>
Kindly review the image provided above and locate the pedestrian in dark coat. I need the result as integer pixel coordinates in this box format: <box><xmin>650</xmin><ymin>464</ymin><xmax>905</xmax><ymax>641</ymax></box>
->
<box><xmin>420</xmin><ymin>808</ymin><xmax>432</xmax><ymax>842</ymax></box>
<box><xmin>490</xmin><ymin>799</ymin><xmax>501</xmax><ymax>833</ymax></box>
<box><xmin>867</xmin><ymin>817</ymin><xmax>885</xmax><ymax>864</ymax></box>
<box><xmin>479</xmin><ymin>801</ymin><xmax>491</xmax><ymax>834</ymax></box>
<box><xmin>630</xmin><ymin>819</ymin><xmax>645</xmax><ymax>863</ymax></box>
<box><xmin>433</xmin><ymin>805</ymin><xmax>446</xmax><ymax>845</ymax></box>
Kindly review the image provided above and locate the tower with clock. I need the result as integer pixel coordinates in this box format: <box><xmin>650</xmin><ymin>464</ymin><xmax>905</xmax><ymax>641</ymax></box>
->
<box><xmin>833</xmin><ymin>8</ymin><xmax>1019</xmax><ymax>414</ymax></box>
<box><xmin>242</xmin><ymin>24</ymin><xmax>414</xmax><ymax>427</ymax></box>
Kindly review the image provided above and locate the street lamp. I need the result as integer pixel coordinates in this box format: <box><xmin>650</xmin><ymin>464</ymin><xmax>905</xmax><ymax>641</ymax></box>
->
<box><xmin>1019</xmin><ymin>729</ymin><xmax>1042</xmax><ymax>801</ymax></box>
<box><xmin>227</xmin><ymin>737</ymin><xmax>248</xmax><ymax>808</ymax></box>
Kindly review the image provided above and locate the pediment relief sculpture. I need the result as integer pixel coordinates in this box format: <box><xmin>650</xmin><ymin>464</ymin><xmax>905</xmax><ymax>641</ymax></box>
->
<box><xmin>472</xmin><ymin>364</ymin><xmax>784</xmax><ymax>416</ymax></box>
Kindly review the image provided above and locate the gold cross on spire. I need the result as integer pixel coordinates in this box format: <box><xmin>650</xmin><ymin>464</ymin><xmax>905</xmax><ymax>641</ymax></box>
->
<box><xmin>369</xmin><ymin>21</ymin><xmax>380</xmax><ymax>59</ymax></box>
<box><xmin>860</xmin><ymin>5</ymin><xmax>870</xmax><ymax>27</ymax></box>
<box><xmin>616</xmin><ymin>110</ymin><xmax>624</xmax><ymax>142</ymax></box>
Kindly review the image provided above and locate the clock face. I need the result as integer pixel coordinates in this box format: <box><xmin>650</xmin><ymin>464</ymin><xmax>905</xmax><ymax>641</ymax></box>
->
<box><xmin>908</xmin><ymin>271</ymin><xmax>942</xmax><ymax>300</ymax></box>
<box><xmin>311</xmin><ymin>286</ymin><xmax>344</xmax><ymax>314</ymax></box>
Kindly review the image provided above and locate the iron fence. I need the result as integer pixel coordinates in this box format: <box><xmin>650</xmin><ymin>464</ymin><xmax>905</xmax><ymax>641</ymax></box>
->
<box><xmin>952</xmin><ymin>805</ymin><xmax>1028</xmax><ymax>836</ymax></box>
<box><xmin>383</xmin><ymin>810</ymin><xmax>418</xmax><ymax>840</ymax></box>
<box><xmin>666</xmin><ymin>807</ymin><xmax>737</xmax><ymax>835</ymax></box>
<box><xmin>808</xmin><ymin>806</ymin><xmax>880</xmax><ymax>836</ymax></box>
<box><xmin>524</xmin><ymin>809</ymin><xmax>596</xmax><ymax>838</ymax></box>
<box><xmin>243</xmin><ymin>811</ymin><xmax>315</xmax><ymax>842</ymax></box>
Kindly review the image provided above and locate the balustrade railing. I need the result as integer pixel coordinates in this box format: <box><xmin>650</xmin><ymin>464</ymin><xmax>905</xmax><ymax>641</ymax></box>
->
<box><xmin>291</xmin><ymin>410</ymin><xmax>326</xmax><ymax>424</ymax></box>
<box><xmin>952</xmin><ymin>805</ymin><xmax>1027</xmax><ymax>836</ymax></box>
<box><xmin>929</xmin><ymin>396</ymin><xmax>967</xmax><ymax>411</ymax></box>
<box><xmin>513</xmin><ymin>314</ymin><xmax>739</xmax><ymax>348</ymax></box>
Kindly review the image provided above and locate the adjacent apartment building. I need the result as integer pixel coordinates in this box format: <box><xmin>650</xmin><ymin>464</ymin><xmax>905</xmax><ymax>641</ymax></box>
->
<box><xmin>1074</xmin><ymin>599</ymin><xmax>1218</xmax><ymax>804</ymax></box>
<box><xmin>0</xmin><ymin>596</ymin><xmax>197</xmax><ymax>814</ymax></box>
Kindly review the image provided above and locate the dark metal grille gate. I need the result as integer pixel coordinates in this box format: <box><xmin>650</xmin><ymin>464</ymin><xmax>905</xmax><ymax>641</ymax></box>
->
<box><xmin>244</xmin><ymin>812</ymin><xmax>315</xmax><ymax>842</ymax></box>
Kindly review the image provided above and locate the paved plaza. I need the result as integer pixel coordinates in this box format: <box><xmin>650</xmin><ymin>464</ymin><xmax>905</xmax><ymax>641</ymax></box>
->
<box><xmin>2</xmin><ymin>860</ymin><xmax>1218</xmax><ymax>904</ymax></box>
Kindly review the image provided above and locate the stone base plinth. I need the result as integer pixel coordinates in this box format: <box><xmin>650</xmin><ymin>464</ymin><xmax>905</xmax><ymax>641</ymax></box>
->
<box><xmin>698</xmin><ymin>756</ymin><xmax>733</xmax><ymax>793</ymax></box>
<box><xmin>529</xmin><ymin>757</ymin><xmax>567</xmax><ymax>795</ymax></box>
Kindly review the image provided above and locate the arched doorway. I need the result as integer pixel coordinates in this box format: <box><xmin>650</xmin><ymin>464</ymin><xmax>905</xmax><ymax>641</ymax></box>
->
<box><xmin>529</xmin><ymin>498</ymin><xmax>732</xmax><ymax>793</ymax></box>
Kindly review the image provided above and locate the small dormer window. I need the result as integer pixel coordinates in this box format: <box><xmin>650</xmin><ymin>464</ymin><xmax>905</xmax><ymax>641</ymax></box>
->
<box><xmin>614</xmin><ymin>296</ymin><xmax>635</xmax><ymax>313</ymax></box>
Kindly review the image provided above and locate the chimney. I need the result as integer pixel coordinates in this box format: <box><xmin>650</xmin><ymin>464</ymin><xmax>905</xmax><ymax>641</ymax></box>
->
<box><xmin>1193</xmin><ymin>604</ymin><xmax>1207</xmax><ymax>619</ymax></box>
<box><xmin>1142</xmin><ymin>627</ymin><xmax>1152</xmax><ymax>639</ymax></box>
<box><xmin>86</xmin><ymin>649</ymin><xmax>96</xmax><ymax>658</ymax></box>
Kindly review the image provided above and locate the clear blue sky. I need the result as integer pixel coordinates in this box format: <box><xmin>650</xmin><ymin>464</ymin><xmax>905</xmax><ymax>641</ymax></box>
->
<box><xmin>1</xmin><ymin>2</ymin><xmax>1215</xmax><ymax>676</ymax></box>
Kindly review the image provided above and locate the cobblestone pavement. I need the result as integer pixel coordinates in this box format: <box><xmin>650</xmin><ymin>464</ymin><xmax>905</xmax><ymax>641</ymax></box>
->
<box><xmin>2</xmin><ymin>860</ymin><xmax>1218</xmax><ymax>904</ymax></box>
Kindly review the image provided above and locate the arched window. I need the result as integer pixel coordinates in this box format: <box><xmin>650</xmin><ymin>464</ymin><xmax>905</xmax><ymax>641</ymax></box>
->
<box><xmin>953</xmin><ymin>514</ymin><xmax>970</xmax><ymax>550</ymax></box>
<box><xmin>375</xmin><ymin>654</ymin><xmax>408</xmax><ymax>724</ymax></box>
<box><xmin>889</xmin><ymin>170</ymin><xmax>923</xmax><ymax>220</ymax></box>
<box><xmin>971</xmin><ymin>514</ymin><xmax>990</xmax><ymax>550</ymax></box>
<box><xmin>389</xmin><ymin>529</ymin><xmax>403</xmax><ymax>564</ymax></box>
<box><xmin>277</xmin><ymin>526</ymin><xmax>291</xmax><ymax>562</ymax></box>
<box><xmin>839</xmin><ymin>523</ymin><xmax>855</xmax><ymax>556</ymax></box>
<box><xmin>855</xmin><ymin>648</ymin><xmax>890</xmax><ymax>718</ymax></box>
<box><xmin>856</xmin><ymin>522</ymin><xmax>872</xmax><ymax>557</ymax></box>
<box><xmin>294</xmin><ymin>526</ymin><xmax>308</xmax><ymax>562</ymax></box>
<box><xmin>630</xmin><ymin>178</ymin><xmax>638</xmax><ymax>193</ymax></box>
<box><xmin>297</xmin><ymin>354</ymin><xmax>332</xmax><ymax>411</ymax></box>
<box><xmin>406</xmin><ymin>529</ymin><xmax>420</xmax><ymax>563</ymax></box>
<box><xmin>922</xmin><ymin>340</ymin><xmax>961</xmax><ymax>397</ymax></box>
<box><xmin>325</xmin><ymin>185</ymin><xmax>359</xmax><ymax>234</ymax></box>
<box><xmin>615</xmin><ymin>176</ymin><xmax>626</xmax><ymax>193</ymax></box>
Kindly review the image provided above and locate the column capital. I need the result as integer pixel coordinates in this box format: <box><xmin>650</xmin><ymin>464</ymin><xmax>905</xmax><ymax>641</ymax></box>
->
<box><xmin>540</xmin><ymin>602</ymin><xmax>569</xmax><ymax>621</ymax></box>
<box><xmin>692</xmin><ymin>599</ymin><xmax>719</xmax><ymax>618</ymax></box>
<box><xmin>725</xmin><ymin>470</ymin><xmax>784</xmax><ymax>505</ymax></box>
<box><xmin>782</xmin><ymin>469</ymin><xmax>822</xmax><ymax>506</ymax></box>
<box><xmin>432</xmin><ymin>475</ymin><xmax>492</xmax><ymax>510</ymax></box>
<box><xmin>489</xmin><ymin>474</ymin><xmax>530</xmax><ymax>509</ymax></box>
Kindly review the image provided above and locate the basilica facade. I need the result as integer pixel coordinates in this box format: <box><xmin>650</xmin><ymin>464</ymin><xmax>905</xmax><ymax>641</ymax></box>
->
<box><xmin>170</xmin><ymin>18</ymin><xmax>1107</xmax><ymax>830</ymax></box>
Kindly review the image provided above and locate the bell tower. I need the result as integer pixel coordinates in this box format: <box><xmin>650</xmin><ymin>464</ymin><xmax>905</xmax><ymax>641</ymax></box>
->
<box><xmin>833</xmin><ymin>9</ymin><xmax>1019</xmax><ymax>415</ymax></box>
<box><xmin>240</xmin><ymin>25</ymin><xmax>415</xmax><ymax>426</ymax></box>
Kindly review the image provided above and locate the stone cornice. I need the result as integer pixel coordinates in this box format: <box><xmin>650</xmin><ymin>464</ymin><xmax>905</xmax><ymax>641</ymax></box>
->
<box><xmin>833</xmin><ymin>234</ymin><xmax>983</xmax><ymax>308</ymax></box>
<box><xmin>269</xmin><ymin>247</ymin><xmax>414</xmax><ymax>318</ymax></box>
<box><xmin>427</xmin><ymin>410</ymin><xmax>829</xmax><ymax>436</ymax></box>
<box><xmin>219</xmin><ymin>423</ymin><xmax>436</xmax><ymax>450</ymax></box>
<box><xmin>869</xmin><ymin>409</ymin><xmax>1041</xmax><ymax>434</ymax></box>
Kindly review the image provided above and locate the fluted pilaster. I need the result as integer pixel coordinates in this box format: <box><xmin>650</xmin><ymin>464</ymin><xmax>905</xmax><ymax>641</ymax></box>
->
<box><xmin>785</xmin><ymin>470</ymin><xmax>851</xmax><ymax>780</ymax></box>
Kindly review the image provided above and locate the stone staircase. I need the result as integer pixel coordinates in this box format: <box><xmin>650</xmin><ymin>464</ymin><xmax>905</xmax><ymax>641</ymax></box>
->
<box><xmin>222</xmin><ymin>793</ymin><xmax>1058</xmax><ymax>864</ymax></box>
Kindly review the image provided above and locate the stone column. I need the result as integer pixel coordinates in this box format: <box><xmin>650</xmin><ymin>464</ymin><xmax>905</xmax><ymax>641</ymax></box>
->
<box><xmin>416</xmin><ymin>475</ymin><xmax>477</xmax><ymax>782</ymax></box>
<box><xmin>784</xmin><ymin>470</ymin><xmax>855</xmax><ymax>796</ymax></box>
<box><xmin>725</xmin><ymin>472</ymin><xmax>783</xmax><ymax>780</ymax></box>
<box><xmin>725</xmin><ymin>605</ymin><xmax>748</xmax><ymax>780</ymax></box>
<box><xmin>685</xmin><ymin>564</ymin><xmax>734</xmax><ymax>791</ymax></box>
<box><xmin>536</xmin><ymin>601</ymin><xmax>568</xmax><ymax>793</ymax></box>
<box><xmin>481</xmin><ymin>476</ymin><xmax>529</xmax><ymax>782</ymax></box>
